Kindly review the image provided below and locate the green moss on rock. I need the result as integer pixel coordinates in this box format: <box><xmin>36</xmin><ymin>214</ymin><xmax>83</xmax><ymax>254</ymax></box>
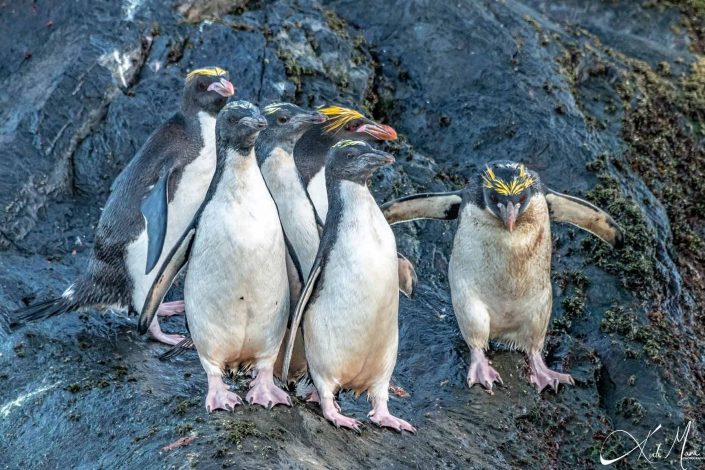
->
<box><xmin>616</xmin><ymin>396</ymin><xmax>646</xmax><ymax>424</ymax></box>
<box><xmin>224</xmin><ymin>421</ymin><xmax>259</xmax><ymax>444</ymax></box>
<box><xmin>583</xmin><ymin>155</ymin><xmax>663</xmax><ymax>298</ymax></box>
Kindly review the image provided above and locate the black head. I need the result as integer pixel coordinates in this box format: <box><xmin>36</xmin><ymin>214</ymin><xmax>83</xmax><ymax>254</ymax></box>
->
<box><xmin>261</xmin><ymin>102</ymin><xmax>326</xmax><ymax>144</ymax></box>
<box><xmin>326</xmin><ymin>140</ymin><xmax>395</xmax><ymax>184</ymax></box>
<box><xmin>216</xmin><ymin>101</ymin><xmax>267</xmax><ymax>153</ymax></box>
<box><xmin>319</xmin><ymin>106</ymin><xmax>398</xmax><ymax>142</ymax></box>
<box><xmin>182</xmin><ymin>67</ymin><xmax>235</xmax><ymax>116</ymax></box>
<box><xmin>480</xmin><ymin>160</ymin><xmax>540</xmax><ymax>232</ymax></box>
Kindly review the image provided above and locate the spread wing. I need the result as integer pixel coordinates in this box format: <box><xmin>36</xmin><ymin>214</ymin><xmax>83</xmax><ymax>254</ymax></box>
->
<box><xmin>544</xmin><ymin>187</ymin><xmax>624</xmax><ymax>248</ymax></box>
<box><xmin>381</xmin><ymin>191</ymin><xmax>463</xmax><ymax>224</ymax></box>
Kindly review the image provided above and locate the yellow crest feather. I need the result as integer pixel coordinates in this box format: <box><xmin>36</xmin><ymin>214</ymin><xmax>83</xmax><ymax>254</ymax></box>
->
<box><xmin>186</xmin><ymin>67</ymin><xmax>227</xmax><ymax>81</ymax></box>
<box><xmin>319</xmin><ymin>106</ymin><xmax>364</xmax><ymax>133</ymax></box>
<box><xmin>482</xmin><ymin>164</ymin><xmax>535</xmax><ymax>196</ymax></box>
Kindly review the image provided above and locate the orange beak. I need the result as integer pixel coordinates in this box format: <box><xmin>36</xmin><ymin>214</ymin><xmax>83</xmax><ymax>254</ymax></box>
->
<box><xmin>356</xmin><ymin>123</ymin><xmax>398</xmax><ymax>141</ymax></box>
<box><xmin>207</xmin><ymin>78</ymin><xmax>235</xmax><ymax>97</ymax></box>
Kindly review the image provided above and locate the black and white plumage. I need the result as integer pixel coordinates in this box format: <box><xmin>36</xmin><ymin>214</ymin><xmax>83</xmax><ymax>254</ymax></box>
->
<box><xmin>139</xmin><ymin>101</ymin><xmax>292</xmax><ymax>412</ymax></box>
<box><xmin>256</xmin><ymin>103</ymin><xmax>327</xmax><ymax>278</ymax></box>
<box><xmin>293</xmin><ymin>105</ymin><xmax>398</xmax><ymax>223</ymax></box>
<box><xmin>10</xmin><ymin>67</ymin><xmax>235</xmax><ymax>346</ymax></box>
<box><xmin>282</xmin><ymin>140</ymin><xmax>415</xmax><ymax>433</ymax></box>
<box><xmin>443</xmin><ymin>160</ymin><xmax>622</xmax><ymax>393</ymax></box>
<box><xmin>292</xmin><ymin>106</ymin><xmax>416</xmax><ymax>297</ymax></box>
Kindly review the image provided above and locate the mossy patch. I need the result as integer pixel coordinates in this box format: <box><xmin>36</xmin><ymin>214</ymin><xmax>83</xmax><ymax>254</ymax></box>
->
<box><xmin>615</xmin><ymin>396</ymin><xmax>646</xmax><ymax>424</ymax></box>
<box><xmin>174</xmin><ymin>398</ymin><xmax>197</xmax><ymax>416</ymax></box>
<box><xmin>600</xmin><ymin>305</ymin><xmax>673</xmax><ymax>362</ymax></box>
<box><xmin>552</xmin><ymin>270</ymin><xmax>589</xmax><ymax>332</ymax></box>
<box><xmin>583</xmin><ymin>155</ymin><xmax>663</xmax><ymax>298</ymax></box>
<box><xmin>555</xmin><ymin>16</ymin><xmax>705</xmax><ymax>423</ymax></box>
<box><xmin>321</xmin><ymin>9</ymin><xmax>349</xmax><ymax>39</ymax></box>
<box><xmin>223</xmin><ymin>421</ymin><xmax>259</xmax><ymax>444</ymax></box>
<box><xmin>662</xmin><ymin>0</ymin><xmax>705</xmax><ymax>53</ymax></box>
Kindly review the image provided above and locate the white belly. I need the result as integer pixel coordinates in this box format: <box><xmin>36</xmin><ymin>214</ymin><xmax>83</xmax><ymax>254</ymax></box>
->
<box><xmin>185</xmin><ymin>151</ymin><xmax>289</xmax><ymax>370</ymax></box>
<box><xmin>304</xmin><ymin>181</ymin><xmax>398</xmax><ymax>390</ymax></box>
<box><xmin>126</xmin><ymin>112</ymin><xmax>216</xmax><ymax>311</ymax></box>
<box><xmin>449</xmin><ymin>199</ymin><xmax>552</xmax><ymax>345</ymax></box>
<box><xmin>307</xmin><ymin>168</ymin><xmax>328</xmax><ymax>223</ymax></box>
<box><xmin>261</xmin><ymin>147</ymin><xmax>320</xmax><ymax>276</ymax></box>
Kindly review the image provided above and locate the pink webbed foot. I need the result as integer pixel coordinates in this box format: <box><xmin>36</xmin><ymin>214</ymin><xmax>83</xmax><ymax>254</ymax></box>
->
<box><xmin>205</xmin><ymin>375</ymin><xmax>242</xmax><ymax>412</ymax></box>
<box><xmin>368</xmin><ymin>400</ymin><xmax>416</xmax><ymax>434</ymax></box>
<box><xmin>148</xmin><ymin>317</ymin><xmax>185</xmax><ymax>346</ymax></box>
<box><xmin>306</xmin><ymin>387</ymin><xmax>320</xmax><ymax>403</ymax></box>
<box><xmin>467</xmin><ymin>348</ymin><xmax>503</xmax><ymax>394</ymax></box>
<box><xmin>246</xmin><ymin>368</ymin><xmax>292</xmax><ymax>409</ymax></box>
<box><xmin>157</xmin><ymin>300</ymin><xmax>185</xmax><ymax>317</ymax></box>
<box><xmin>528</xmin><ymin>352</ymin><xmax>575</xmax><ymax>393</ymax></box>
<box><xmin>321</xmin><ymin>397</ymin><xmax>361</xmax><ymax>432</ymax></box>
<box><xmin>306</xmin><ymin>388</ymin><xmax>341</xmax><ymax>412</ymax></box>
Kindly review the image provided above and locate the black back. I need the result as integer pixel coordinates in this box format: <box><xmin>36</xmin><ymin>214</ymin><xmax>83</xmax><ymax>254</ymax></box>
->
<box><xmin>87</xmin><ymin>112</ymin><xmax>206</xmax><ymax>309</ymax></box>
<box><xmin>293</xmin><ymin>125</ymin><xmax>334</xmax><ymax>184</ymax></box>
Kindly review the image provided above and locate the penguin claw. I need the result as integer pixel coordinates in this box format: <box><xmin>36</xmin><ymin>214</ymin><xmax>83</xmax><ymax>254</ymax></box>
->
<box><xmin>321</xmin><ymin>398</ymin><xmax>360</xmax><ymax>432</ymax></box>
<box><xmin>528</xmin><ymin>352</ymin><xmax>575</xmax><ymax>393</ymax></box>
<box><xmin>245</xmin><ymin>380</ymin><xmax>292</xmax><ymax>409</ymax></box>
<box><xmin>369</xmin><ymin>411</ymin><xmax>416</xmax><ymax>434</ymax></box>
<box><xmin>482</xmin><ymin>381</ymin><xmax>495</xmax><ymax>395</ymax></box>
<box><xmin>467</xmin><ymin>348</ymin><xmax>503</xmax><ymax>393</ymax></box>
<box><xmin>332</xmin><ymin>418</ymin><xmax>362</xmax><ymax>433</ymax></box>
<box><xmin>205</xmin><ymin>390</ymin><xmax>243</xmax><ymax>412</ymax></box>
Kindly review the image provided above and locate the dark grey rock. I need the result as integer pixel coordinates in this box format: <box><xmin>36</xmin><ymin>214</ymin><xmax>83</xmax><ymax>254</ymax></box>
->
<box><xmin>1</xmin><ymin>0</ymin><xmax>702</xmax><ymax>468</ymax></box>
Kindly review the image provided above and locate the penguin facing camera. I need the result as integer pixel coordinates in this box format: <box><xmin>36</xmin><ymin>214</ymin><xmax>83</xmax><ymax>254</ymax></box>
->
<box><xmin>282</xmin><ymin>140</ymin><xmax>415</xmax><ymax>433</ymax></box>
<box><xmin>383</xmin><ymin>161</ymin><xmax>622</xmax><ymax>393</ymax></box>
<box><xmin>139</xmin><ymin>100</ymin><xmax>293</xmax><ymax>411</ymax></box>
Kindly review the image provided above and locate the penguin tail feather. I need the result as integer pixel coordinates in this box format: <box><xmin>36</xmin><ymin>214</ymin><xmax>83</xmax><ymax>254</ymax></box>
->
<box><xmin>158</xmin><ymin>337</ymin><xmax>195</xmax><ymax>361</ymax></box>
<box><xmin>9</xmin><ymin>296</ymin><xmax>76</xmax><ymax>328</ymax></box>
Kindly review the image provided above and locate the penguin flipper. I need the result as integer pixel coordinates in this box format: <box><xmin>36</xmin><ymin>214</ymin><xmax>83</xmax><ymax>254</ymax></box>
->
<box><xmin>138</xmin><ymin>226</ymin><xmax>196</xmax><ymax>335</ymax></box>
<box><xmin>397</xmin><ymin>253</ymin><xmax>417</xmax><ymax>298</ymax></box>
<box><xmin>381</xmin><ymin>191</ymin><xmax>463</xmax><ymax>225</ymax></box>
<box><xmin>545</xmin><ymin>187</ymin><xmax>624</xmax><ymax>248</ymax></box>
<box><xmin>281</xmin><ymin>258</ymin><xmax>323</xmax><ymax>383</ymax></box>
<box><xmin>141</xmin><ymin>169</ymin><xmax>175</xmax><ymax>275</ymax></box>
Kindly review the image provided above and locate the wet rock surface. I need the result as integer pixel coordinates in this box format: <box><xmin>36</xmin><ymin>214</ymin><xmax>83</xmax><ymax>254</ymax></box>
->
<box><xmin>1</xmin><ymin>0</ymin><xmax>703</xmax><ymax>468</ymax></box>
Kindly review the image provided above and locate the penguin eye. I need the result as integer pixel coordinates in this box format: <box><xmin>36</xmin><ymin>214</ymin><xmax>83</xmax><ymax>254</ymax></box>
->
<box><xmin>198</xmin><ymin>82</ymin><xmax>208</xmax><ymax>92</ymax></box>
<box><xmin>490</xmin><ymin>193</ymin><xmax>498</xmax><ymax>203</ymax></box>
<box><xmin>346</xmin><ymin>153</ymin><xmax>354</xmax><ymax>159</ymax></box>
<box><xmin>228</xmin><ymin>116</ymin><xmax>237</xmax><ymax>124</ymax></box>
<box><xmin>278</xmin><ymin>115</ymin><xmax>289</xmax><ymax>124</ymax></box>
<box><xmin>519</xmin><ymin>194</ymin><xmax>527</xmax><ymax>205</ymax></box>
<box><xmin>345</xmin><ymin>123</ymin><xmax>357</xmax><ymax>132</ymax></box>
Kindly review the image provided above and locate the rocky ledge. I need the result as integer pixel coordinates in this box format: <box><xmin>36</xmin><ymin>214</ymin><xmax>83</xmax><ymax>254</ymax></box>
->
<box><xmin>0</xmin><ymin>0</ymin><xmax>703</xmax><ymax>468</ymax></box>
